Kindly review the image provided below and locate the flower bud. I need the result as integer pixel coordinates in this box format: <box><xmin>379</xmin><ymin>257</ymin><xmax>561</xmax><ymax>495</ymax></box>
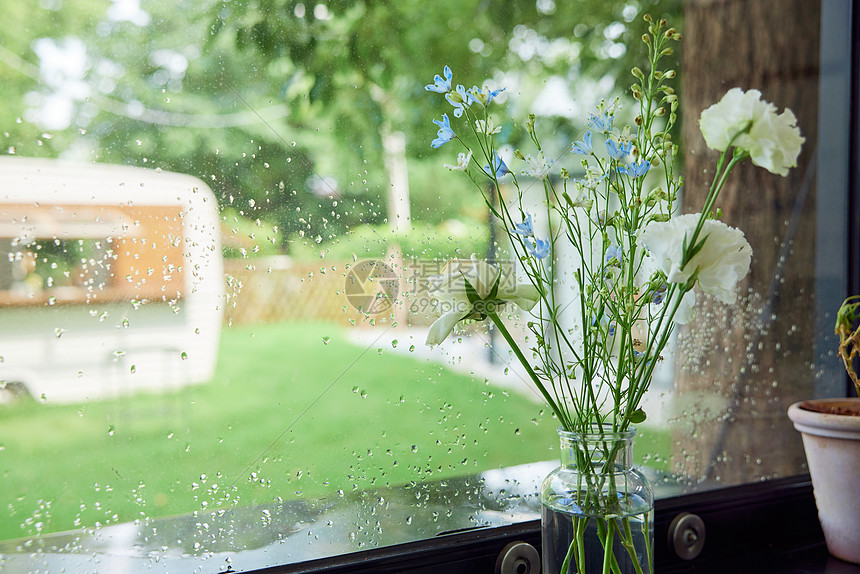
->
<box><xmin>664</xmin><ymin>27</ymin><xmax>676</xmax><ymax>38</ymax></box>
<box><xmin>525</xmin><ymin>113</ymin><xmax>536</xmax><ymax>134</ymax></box>
<box><xmin>635</xmin><ymin>115</ymin><xmax>643</xmax><ymax>125</ymax></box>
<box><xmin>642</xmin><ymin>33</ymin><xmax>651</xmax><ymax>45</ymax></box>
<box><xmin>560</xmin><ymin>168</ymin><xmax>570</xmax><ymax>179</ymax></box>
<box><xmin>650</xmin><ymin>187</ymin><xmax>668</xmax><ymax>200</ymax></box>
<box><xmin>661</xmin><ymin>86</ymin><xmax>675</xmax><ymax>95</ymax></box>
<box><xmin>655</xmin><ymin>107</ymin><xmax>666</xmax><ymax>116</ymax></box>
<box><xmin>631</xmin><ymin>67</ymin><xmax>645</xmax><ymax>80</ymax></box>
<box><xmin>649</xmin><ymin>213</ymin><xmax>670</xmax><ymax>223</ymax></box>
<box><xmin>654</xmin><ymin>70</ymin><xmax>663</xmax><ymax>80</ymax></box>
<box><xmin>663</xmin><ymin>69</ymin><xmax>676</xmax><ymax>79</ymax></box>
<box><xmin>514</xmin><ymin>149</ymin><xmax>525</xmax><ymax>160</ymax></box>
<box><xmin>659</xmin><ymin>47</ymin><xmax>674</xmax><ymax>56</ymax></box>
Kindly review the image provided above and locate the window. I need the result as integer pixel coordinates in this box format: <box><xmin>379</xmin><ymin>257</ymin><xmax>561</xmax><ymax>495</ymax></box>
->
<box><xmin>0</xmin><ymin>0</ymin><xmax>856</xmax><ymax>572</ymax></box>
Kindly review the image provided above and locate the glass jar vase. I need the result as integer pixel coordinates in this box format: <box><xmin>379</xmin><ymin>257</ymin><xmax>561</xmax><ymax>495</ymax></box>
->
<box><xmin>541</xmin><ymin>426</ymin><xmax>654</xmax><ymax>574</ymax></box>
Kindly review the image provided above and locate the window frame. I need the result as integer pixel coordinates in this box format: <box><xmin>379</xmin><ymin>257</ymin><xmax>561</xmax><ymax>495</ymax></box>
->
<box><xmin>240</xmin><ymin>0</ymin><xmax>859</xmax><ymax>571</ymax></box>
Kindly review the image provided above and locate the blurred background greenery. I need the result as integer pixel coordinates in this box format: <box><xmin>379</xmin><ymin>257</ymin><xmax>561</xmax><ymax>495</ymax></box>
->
<box><xmin>0</xmin><ymin>0</ymin><xmax>681</xmax><ymax>263</ymax></box>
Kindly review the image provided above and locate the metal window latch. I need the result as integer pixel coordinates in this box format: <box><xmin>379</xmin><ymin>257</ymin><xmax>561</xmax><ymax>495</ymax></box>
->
<box><xmin>669</xmin><ymin>512</ymin><xmax>706</xmax><ymax>560</ymax></box>
<box><xmin>495</xmin><ymin>541</ymin><xmax>541</xmax><ymax>574</ymax></box>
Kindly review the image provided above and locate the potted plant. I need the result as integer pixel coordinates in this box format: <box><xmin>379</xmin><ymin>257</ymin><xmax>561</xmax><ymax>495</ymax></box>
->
<box><xmin>788</xmin><ymin>295</ymin><xmax>860</xmax><ymax>564</ymax></box>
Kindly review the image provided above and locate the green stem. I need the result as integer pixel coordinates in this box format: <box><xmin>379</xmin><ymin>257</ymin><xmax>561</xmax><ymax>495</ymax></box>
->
<box><xmin>619</xmin><ymin>517</ymin><xmax>646</xmax><ymax>574</ymax></box>
<box><xmin>682</xmin><ymin>149</ymin><xmax>746</xmax><ymax>268</ymax></box>
<box><xmin>561</xmin><ymin>518</ymin><xmax>579</xmax><ymax>574</ymax></box>
<box><xmin>643</xmin><ymin>513</ymin><xmax>653</xmax><ymax>574</ymax></box>
<box><xmin>596</xmin><ymin>518</ymin><xmax>623</xmax><ymax>574</ymax></box>
<box><xmin>486</xmin><ymin>310</ymin><xmax>571</xmax><ymax>429</ymax></box>
<box><xmin>575</xmin><ymin>516</ymin><xmax>587</xmax><ymax>572</ymax></box>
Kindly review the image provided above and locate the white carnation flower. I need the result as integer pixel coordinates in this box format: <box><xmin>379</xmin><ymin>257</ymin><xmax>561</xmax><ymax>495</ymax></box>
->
<box><xmin>425</xmin><ymin>255</ymin><xmax>539</xmax><ymax>346</ymax></box>
<box><xmin>699</xmin><ymin>88</ymin><xmax>763</xmax><ymax>151</ymax></box>
<box><xmin>699</xmin><ymin>88</ymin><xmax>804</xmax><ymax>176</ymax></box>
<box><xmin>639</xmin><ymin>213</ymin><xmax>752</xmax><ymax>306</ymax></box>
<box><xmin>745</xmin><ymin>106</ymin><xmax>803</xmax><ymax>176</ymax></box>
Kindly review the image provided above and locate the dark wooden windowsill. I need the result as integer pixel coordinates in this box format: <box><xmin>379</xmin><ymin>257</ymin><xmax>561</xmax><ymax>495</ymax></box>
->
<box><xmin>253</xmin><ymin>476</ymin><xmax>860</xmax><ymax>574</ymax></box>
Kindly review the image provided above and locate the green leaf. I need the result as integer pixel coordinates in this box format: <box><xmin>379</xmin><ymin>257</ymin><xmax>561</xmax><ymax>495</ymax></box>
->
<box><xmin>485</xmin><ymin>198</ymin><xmax>502</xmax><ymax>219</ymax></box>
<box><xmin>629</xmin><ymin>408</ymin><xmax>647</xmax><ymax>424</ymax></box>
<box><xmin>684</xmin><ymin>232</ymin><xmax>710</xmax><ymax>264</ymax></box>
<box><xmin>487</xmin><ymin>269</ymin><xmax>502</xmax><ymax>300</ymax></box>
<box><xmin>463</xmin><ymin>275</ymin><xmax>481</xmax><ymax>306</ymax></box>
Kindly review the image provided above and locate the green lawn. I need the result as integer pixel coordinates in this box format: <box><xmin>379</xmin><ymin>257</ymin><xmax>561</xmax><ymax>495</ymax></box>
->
<box><xmin>0</xmin><ymin>321</ymin><xmax>669</xmax><ymax>541</ymax></box>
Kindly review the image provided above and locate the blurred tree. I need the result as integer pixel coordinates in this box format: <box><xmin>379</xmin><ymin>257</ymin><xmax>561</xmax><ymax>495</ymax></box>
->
<box><xmin>1</xmin><ymin>0</ymin><xmax>681</xmax><ymax>257</ymax></box>
<box><xmin>675</xmin><ymin>0</ymin><xmax>820</xmax><ymax>486</ymax></box>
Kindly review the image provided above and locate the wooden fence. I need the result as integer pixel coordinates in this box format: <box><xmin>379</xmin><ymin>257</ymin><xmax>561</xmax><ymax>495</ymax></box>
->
<box><xmin>222</xmin><ymin>257</ymin><xmax>434</xmax><ymax>327</ymax></box>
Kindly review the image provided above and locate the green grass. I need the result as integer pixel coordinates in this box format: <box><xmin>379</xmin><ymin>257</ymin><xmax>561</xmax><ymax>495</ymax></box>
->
<box><xmin>0</xmin><ymin>322</ymin><xmax>669</xmax><ymax>541</ymax></box>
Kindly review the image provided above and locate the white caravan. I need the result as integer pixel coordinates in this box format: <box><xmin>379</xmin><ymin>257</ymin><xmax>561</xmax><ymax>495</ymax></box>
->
<box><xmin>0</xmin><ymin>157</ymin><xmax>223</xmax><ymax>403</ymax></box>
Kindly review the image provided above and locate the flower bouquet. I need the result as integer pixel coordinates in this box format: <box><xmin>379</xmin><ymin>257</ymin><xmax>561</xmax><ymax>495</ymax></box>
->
<box><xmin>423</xmin><ymin>15</ymin><xmax>803</xmax><ymax>574</ymax></box>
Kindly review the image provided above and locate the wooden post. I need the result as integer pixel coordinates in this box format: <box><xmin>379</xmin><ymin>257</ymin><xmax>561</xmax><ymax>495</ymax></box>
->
<box><xmin>674</xmin><ymin>0</ymin><xmax>821</xmax><ymax>485</ymax></box>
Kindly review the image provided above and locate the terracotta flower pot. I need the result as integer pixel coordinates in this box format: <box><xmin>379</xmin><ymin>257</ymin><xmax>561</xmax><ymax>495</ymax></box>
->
<box><xmin>788</xmin><ymin>398</ymin><xmax>860</xmax><ymax>564</ymax></box>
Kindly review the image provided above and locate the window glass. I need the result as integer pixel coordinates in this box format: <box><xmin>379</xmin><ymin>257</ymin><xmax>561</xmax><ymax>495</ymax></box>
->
<box><xmin>0</xmin><ymin>0</ymin><xmax>847</xmax><ymax>571</ymax></box>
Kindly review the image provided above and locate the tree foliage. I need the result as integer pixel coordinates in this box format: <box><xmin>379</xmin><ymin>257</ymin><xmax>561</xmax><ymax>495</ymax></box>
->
<box><xmin>1</xmin><ymin>0</ymin><xmax>681</xmax><ymax>257</ymax></box>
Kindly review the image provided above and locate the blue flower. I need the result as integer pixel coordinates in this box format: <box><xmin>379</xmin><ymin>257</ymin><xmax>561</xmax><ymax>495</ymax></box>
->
<box><xmin>588</xmin><ymin>111</ymin><xmax>613</xmax><ymax>132</ymax></box>
<box><xmin>468</xmin><ymin>86</ymin><xmax>505</xmax><ymax>106</ymax></box>
<box><xmin>557</xmin><ymin>498</ymin><xmax>584</xmax><ymax>515</ymax></box>
<box><xmin>633</xmin><ymin>350</ymin><xmax>654</xmax><ymax>367</ymax></box>
<box><xmin>605</xmin><ymin>245</ymin><xmax>623</xmax><ymax>264</ymax></box>
<box><xmin>605</xmin><ymin>139</ymin><xmax>633</xmax><ymax>161</ymax></box>
<box><xmin>425</xmin><ymin>65</ymin><xmax>453</xmax><ymax>93</ymax></box>
<box><xmin>617</xmin><ymin>160</ymin><xmax>651</xmax><ymax>178</ymax></box>
<box><xmin>590</xmin><ymin>315</ymin><xmax>616</xmax><ymax>337</ymax></box>
<box><xmin>431</xmin><ymin>114</ymin><xmax>455</xmax><ymax>148</ymax></box>
<box><xmin>571</xmin><ymin>131</ymin><xmax>593</xmax><ymax>155</ymax></box>
<box><xmin>483</xmin><ymin>152</ymin><xmax>510</xmax><ymax>178</ymax></box>
<box><xmin>651</xmin><ymin>282</ymin><xmax>667</xmax><ymax>305</ymax></box>
<box><xmin>486</xmin><ymin>87</ymin><xmax>505</xmax><ymax>104</ymax></box>
<box><xmin>445</xmin><ymin>84</ymin><xmax>471</xmax><ymax>118</ymax></box>
<box><xmin>512</xmin><ymin>213</ymin><xmax>534</xmax><ymax>237</ymax></box>
<box><xmin>468</xmin><ymin>85</ymin><xmax>506</xmax><ymax>106</ymax></box>
<box><xmin>527</xmin><ymin>237</ymin><xmax>550</xmax><ymax>260</ymax></box>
